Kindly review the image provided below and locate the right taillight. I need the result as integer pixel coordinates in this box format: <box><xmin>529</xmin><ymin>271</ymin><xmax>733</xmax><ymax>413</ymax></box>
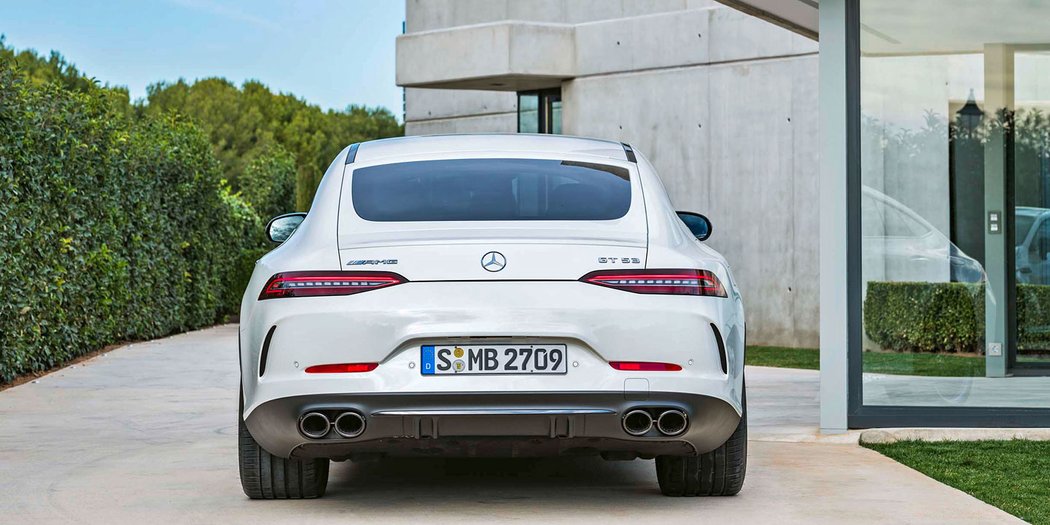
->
<box><xmin>609</xmin><ymin>361</ymin><xmax>683</xmax><ymax>371</ymax></box>
<box><xmin>580</xmin><ymin>269</ymin><xmax>727</xmax><ymax>297</ymax></box>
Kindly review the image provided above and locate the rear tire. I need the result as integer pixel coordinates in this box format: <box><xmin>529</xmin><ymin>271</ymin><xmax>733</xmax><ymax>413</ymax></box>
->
<box><xmin>655</xmin><ymin>404</ymin><xmax>747</xmax><ymax>496</ymax></box>
<box><xmin>239</xmin><ymin>399</ymin><xmax>330</xmax><ymax>499</ymax></box>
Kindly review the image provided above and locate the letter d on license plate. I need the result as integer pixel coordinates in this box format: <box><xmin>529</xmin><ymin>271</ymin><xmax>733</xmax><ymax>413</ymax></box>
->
<box><xmin>421</xmin><ymin>344</ymin><xmax>568</xmax><ymax>375</ymax></box>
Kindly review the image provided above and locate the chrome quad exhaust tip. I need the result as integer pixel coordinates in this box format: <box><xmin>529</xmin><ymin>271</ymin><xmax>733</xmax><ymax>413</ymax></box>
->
<box><xmin>656</xmin><ymin>410</ymin><xmax>688</xmax><ymax>436</ymax></box>
<box><xmin>622</xmin><ymin>409</ymin><xmax>654</xmax><ymax>436</ymax></box>
<box><xmin>334</xmin><ymin>411</ymin><xmax>367</xmax><ymax>438</ymax></box>
<box><xmin>298</xmin><ymin>412</ymin><xmax>332</xmax><ymax>439</ymax></box>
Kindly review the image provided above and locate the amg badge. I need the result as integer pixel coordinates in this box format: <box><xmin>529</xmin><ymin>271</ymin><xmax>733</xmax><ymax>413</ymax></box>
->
<box><xmin>346</xmin><ymin>259</ymin><xmax>398</xmax><ymax>266</ymax></box>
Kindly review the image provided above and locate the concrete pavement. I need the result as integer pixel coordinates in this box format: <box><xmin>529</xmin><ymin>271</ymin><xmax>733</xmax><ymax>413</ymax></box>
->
<box><xmin>0</xmin><ymin>325</ymin><xmax>1023</xmax><ymax>524</ymax></box>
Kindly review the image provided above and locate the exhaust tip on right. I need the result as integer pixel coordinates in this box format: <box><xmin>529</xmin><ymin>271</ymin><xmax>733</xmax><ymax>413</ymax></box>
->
<box><xmin>657</xmin><ymin>410</ymin><xmax>688</xmax><ymax>436</ymax></box>
<box><xmin>298</xmin><ymin>412</ymin><xmax>331</xmax><ymax>439</ymax></box>
<box><xmin>334</xmin><ymin>412</ymin><xmax>366</xmax><ymax>438</ymax></box>
<box><xmin>622</xmin><ymin>409</ymin><xmax>654</xmax><ymax>436</ymax></box>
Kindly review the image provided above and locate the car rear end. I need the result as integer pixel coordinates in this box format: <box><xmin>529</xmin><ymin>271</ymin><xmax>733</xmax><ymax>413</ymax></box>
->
<box><xmin>240</xmin><ymin>143</ymin><xmax>743</xmax><ymax>463</ymax></box>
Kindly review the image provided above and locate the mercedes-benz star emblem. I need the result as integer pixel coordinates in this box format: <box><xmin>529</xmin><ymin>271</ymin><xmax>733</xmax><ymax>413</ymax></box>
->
<box><xmin>481</xmin><ymin>251</ymin><xmax>507</xmax><ymax>272</ymax></box>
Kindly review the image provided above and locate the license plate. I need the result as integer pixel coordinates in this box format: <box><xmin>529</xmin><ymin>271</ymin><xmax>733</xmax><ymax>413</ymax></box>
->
<box><xmin>420</xmin><ymin>344</ymin><xmax>568</xmax><ymax>375</ymax></box>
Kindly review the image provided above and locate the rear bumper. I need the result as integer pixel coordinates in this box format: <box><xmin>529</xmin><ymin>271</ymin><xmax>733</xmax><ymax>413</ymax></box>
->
<box><xmin>244</xmin><ymin>391</ymin><xmax>741</xmax><ymax>459</ymax></box>
<box><xmin>240</xmin><ymin>281</ymin><xmax>746</xmax><ymax>416</ymax></box>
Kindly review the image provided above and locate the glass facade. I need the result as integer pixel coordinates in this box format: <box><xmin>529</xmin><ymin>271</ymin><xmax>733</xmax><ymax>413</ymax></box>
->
<box><xmin>857</xmin><ymin>0</ymin><xmax>1050</xmax><ymax>414</ymax></box>
<box><xmin>518</xmin><ymin>92</ymin><xmax>540</xmax><ymax>133</ymax></box>
<box><xmin>518</xmin><ymin>89</ymin><xmax>562</xmax><ymax>134</ymax></box>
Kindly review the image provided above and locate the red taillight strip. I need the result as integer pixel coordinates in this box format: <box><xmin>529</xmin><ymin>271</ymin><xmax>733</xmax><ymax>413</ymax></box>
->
<box><xmin>259</xmin><ymin>271</ymin><xmax>406</xmax><ymax>300</ymax></box>
<box><xmin>580</xmin><ymin>269</ymin><xmax>727</xmax><ymax>297</ymax></box>
<box><xmin>610</xmin><ymin>361</ymin><xmax>683</xmax><ymax>371</ymax></box>
<box><xmin>304</xmin><ymin>363</ymin><xmax>379</xmax><ymax>374</ymax></box>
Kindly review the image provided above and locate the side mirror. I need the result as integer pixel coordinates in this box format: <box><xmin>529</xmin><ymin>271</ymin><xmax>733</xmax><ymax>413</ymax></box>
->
<box><xmin>676</xmin><ymin>211</ymin><xmax>712</xmax><ymax>241</ymax></box>
<box><xmin>266</xmin><ymin>212</ymin><xmax>306</xmax><ymax>244</ymax></box>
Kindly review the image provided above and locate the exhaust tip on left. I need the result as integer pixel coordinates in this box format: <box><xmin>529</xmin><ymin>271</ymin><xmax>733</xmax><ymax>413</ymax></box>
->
<box><xmin>298</xmin><ymin>412</ymin><xmax>331</xmax><ymax>439</ymax></box>
<box><xmin>622</xmin><ymin>409</ymin><xmax>654</xmax><ymax>436</ymax></box>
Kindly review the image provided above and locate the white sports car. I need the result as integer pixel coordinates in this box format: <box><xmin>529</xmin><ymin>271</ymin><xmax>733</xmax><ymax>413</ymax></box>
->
<box><xmin>238</xmin><ymin>134</ymin><xmax>746</xmax><ymax>499</ymax></box>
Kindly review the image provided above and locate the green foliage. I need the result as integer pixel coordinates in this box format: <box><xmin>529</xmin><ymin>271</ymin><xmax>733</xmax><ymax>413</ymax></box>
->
<box><xmin>238</xmin><ymin>145</ymin><xmax>297</xmax><ymax>220</ymax></box>
<box><xmin>0</xmin><ymin>56</ymin><xmax>263</xmax><ymax>383</ymax></box>
<box><xmin>864</xmin><ymin>282</ymin><xmax>984</xmax><ymax>354</ymax></box>
<box><xmin>1016</xmin><ymin>284</ymin><xmax>1050</xmax><ymax>350</ymax></box>
<box><xmin>2</xmin><ymin>37</ymin><xmax>403</xmax><ymax>215</ymax></box>
<box><xmin>0</xmin><ymin>38</ymin><xmax>401</xmax><ymax>382</ymax></box>
<box><xmin>746</xmin><ymin>346</ymin><xmax>821</xmax><ymax>371</ymax></box>
<box><xmin>865</xmin><ymin>281</ymin><xmax>1050</xmax><ymax>354</ymax></box>
<box><xmin>745</xmin><ymin>345</ymin><xmax>984</xmax><ymax>376</ymax></box>
<box><xmin>141</xmin><ymin>77</ymin><xmax>403</xmax><ymax>212</ymax></box>
<box><xmin>861</xmin><ymin>350</ymin><xmax>984</xmax><ymax>376</ymax></box>
<box><xmin>1</xmin><ymin>35</ymin><xmax>98</xmax><ymax>94</ymax></box>
<box><xmin>0</xmin><ymin>36</ymin><xmax>132</xmax><ymax>114</ymax></box>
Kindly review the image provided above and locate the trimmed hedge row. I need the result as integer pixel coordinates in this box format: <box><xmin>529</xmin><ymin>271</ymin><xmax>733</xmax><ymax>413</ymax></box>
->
<box><xmin>0</xmin><ymin>63</ymin><xmax>262</xmax><ymax>382</ymax></box>
<box><xmin>864</xmin><ymin>281</ymin><xmax>1050</xmax><ymax>354</ymax></box>
<box><xmin>864</xmin><ymin>282</ymin><xmax>983</xmax><ymax>353</ymax></box>
<box><xmin>1017</xmin><ymin>284</ymin><xmax>1050</xmax><ymax>350</ymax></box>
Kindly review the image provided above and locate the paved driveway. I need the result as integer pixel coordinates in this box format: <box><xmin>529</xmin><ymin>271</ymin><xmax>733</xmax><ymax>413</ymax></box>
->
<box><xmin>0</xmin><ymin>325</ymin><xmax>1022</xmax><ymax>524</ymax></box>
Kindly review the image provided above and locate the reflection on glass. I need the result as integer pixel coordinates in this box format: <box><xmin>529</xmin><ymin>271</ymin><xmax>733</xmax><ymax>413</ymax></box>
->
<box><xmin>1012</xmin><ymin>51</ymin><xmax>1050</xmax><ymax>366</ymax></box>
<box><xmin>676</xmin><ymin>212</ymin><xmax>710</xmax><ymax>240</ymax></box>
<box><xmin>268</xmin><ymin>215</ymin><xmax>304</xmax><ymax>243</ymax></box>
<box><xmin>518</xmin><ymin>93</ymin><xmax>539</xmax><ymax>133</ymax></box>
<box><xmin>859</xmin><ymin>0</ymin><xmax>1050</xmax><ymax>408</ymax></box>
<box><xmin>551</xmin><ymin>99</ymin><xmax>562</xmax><ymax>134</ymax></box>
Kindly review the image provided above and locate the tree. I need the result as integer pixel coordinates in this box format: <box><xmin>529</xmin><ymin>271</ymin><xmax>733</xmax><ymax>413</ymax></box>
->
<box><xmin>141</xmin><ymin>78</ymin><xmax>403</xmax><ymax>210</ymax></box>
<box><xmin>1</xmin><ymin>38</ymin><xmax>404</xmax><ymax>212</ymax></box>
<box><xmin>238</xmin><ymin>145</ymin><xmax>297</xmax><ymax>219</ymax></box>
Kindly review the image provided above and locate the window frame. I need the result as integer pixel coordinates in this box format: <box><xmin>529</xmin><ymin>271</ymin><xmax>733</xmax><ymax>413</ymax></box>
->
<box><xmin>517</xmin><ymin>88</ymin><xmax>562</xmax><ymax>134</ymax></box>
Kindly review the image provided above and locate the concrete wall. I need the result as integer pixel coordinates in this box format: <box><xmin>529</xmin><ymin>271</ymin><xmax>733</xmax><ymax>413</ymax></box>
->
<box><xmin>405</xmin><ymin>0</ymin><xmax>720</xmax><ymax>32</ymax></box>
<box><xmin>397</xmin><ymin>21</ymin><xmax>577</xmax><ymax>90</ymax></box>
<box><xmin>562</xmin><ymin>55</ymin><xmax>819</xmax><ymax>347</ymax></box>
<box><xmin>405</xmin><ymin>88</ymin><xmax>517</xmax><ymax>134</ymax></box>
<box><xmin>400</xmin><ymin>1</ymin><xmax>820</xmax><ymax>347</ymax></box>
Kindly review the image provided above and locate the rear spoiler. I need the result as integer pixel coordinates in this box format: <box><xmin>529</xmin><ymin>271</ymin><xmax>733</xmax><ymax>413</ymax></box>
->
<box><xmin>621</xmin><ymin>143</ymin><xmax>637</xmax><ymax>163</ymax></box>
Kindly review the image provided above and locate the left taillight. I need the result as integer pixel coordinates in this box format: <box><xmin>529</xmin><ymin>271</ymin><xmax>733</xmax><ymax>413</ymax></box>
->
<box><xmin>580</xmin><ymin>269</ymin><xmax>727</xmax><ymax>297</ymax></box>
<box><xmin>258</xmin><ymin>271</ymin><xmax>406</xmax><ymax>300</ymax></box>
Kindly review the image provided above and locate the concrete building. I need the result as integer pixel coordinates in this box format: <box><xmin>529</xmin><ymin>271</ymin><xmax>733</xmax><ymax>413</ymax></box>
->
<box><xmin>397</xmin><ymin>0</ymin><xmax>820</xmax><ymax>348</ymax></box>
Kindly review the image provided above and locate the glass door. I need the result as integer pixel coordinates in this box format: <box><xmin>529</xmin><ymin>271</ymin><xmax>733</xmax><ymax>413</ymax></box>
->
<box><xmin>856</xmin><ymin>0</ymin><xmax>1050</xmax><ymax>412</ymax></box>
<box><xmin>1011</xmin><ymin>48</ymin><xmax>1050</xmax><ymax>374</ymax></box>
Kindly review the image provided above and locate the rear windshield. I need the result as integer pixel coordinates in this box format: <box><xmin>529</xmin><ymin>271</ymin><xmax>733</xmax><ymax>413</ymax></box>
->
<box><xmin>351</xmin><ymin>158</ymin><xmax>631</xmax><ymax>222</ymax></box>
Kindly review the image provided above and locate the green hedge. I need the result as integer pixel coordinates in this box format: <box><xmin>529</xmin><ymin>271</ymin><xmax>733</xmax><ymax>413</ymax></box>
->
<box><xmin>0</xmin><ymin>63</ymin><xmax>262</xmax><ymax>382</ymax></box>
<box><xmin>865</xmin><ymin>282</ymin><xmax>984</xmax><ymax>353</ymax></box>
<box><xmin>865</xmin><ymin>281</ymin><xmax>1050</xmax><ymax>354</ymax></box>
<box><xmin>1017</xmin><ymin>285</ymin><xmax>1050</xmax><ymax>350</ymax></box>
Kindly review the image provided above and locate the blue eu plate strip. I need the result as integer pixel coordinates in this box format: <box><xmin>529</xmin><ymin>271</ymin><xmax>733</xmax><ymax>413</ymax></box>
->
<box><xmin>420</xmin><ymin>345</ymin><xmax>435</xmax><ymax>375</ymax></box>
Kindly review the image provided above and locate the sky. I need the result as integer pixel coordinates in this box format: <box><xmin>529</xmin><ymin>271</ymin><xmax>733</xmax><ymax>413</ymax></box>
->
<box><xmin>0</xmin><ymin>0</ymin><xmax>406</xmax><ymax>117</ymax></box>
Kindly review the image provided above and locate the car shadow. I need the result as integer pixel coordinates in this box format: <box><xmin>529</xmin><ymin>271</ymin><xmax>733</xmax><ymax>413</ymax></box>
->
<box><xmin>325</xmin><ymin>456</ymin><xmax>673</xmax><ymax>506</ymax></box>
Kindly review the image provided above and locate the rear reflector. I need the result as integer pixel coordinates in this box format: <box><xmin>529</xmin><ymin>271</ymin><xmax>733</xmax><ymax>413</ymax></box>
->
<box><xmin>259</xmin><ymin>271</ymin><xmax>405</xmax><ymax>300</ymax></box>
<box><xmin>304</xmin><ymin>363</ymin><xmax>379</xmax><ymax>374</ymax></box>
<box><xmin>609</xmin><ymin>361</ymin><xmax>682</xmax><ymax>371</ymax></box>
<box><xmin>580</xmin><ymin>269</ymin><xmax>727</xmax><ymax>297</ymax></box>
